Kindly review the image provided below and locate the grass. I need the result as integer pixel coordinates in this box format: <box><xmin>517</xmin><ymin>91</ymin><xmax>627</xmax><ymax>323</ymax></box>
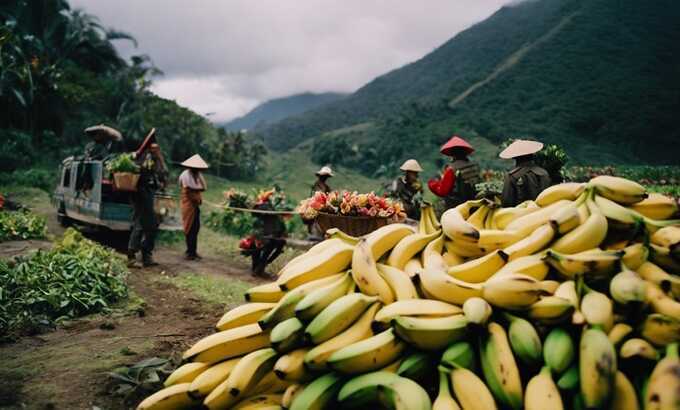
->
<box><xmin>160</xmin><ymin>272</ymin><xmax>251</xmax><ymax>308</ymax></box>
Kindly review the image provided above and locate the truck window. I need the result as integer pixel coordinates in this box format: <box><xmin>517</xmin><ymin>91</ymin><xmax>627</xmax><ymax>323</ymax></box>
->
<box><xmin>62</xmin><ymin>165</ymin><xmax>71</xmax><ymax>188</ymax></box>
<box><xmin>76</xmin><ymin>163</ymin><xmax>94</xmax><ymax>192</ymax></box>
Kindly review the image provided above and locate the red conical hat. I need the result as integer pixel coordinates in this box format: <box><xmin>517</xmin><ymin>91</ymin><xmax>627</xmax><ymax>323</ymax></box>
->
<box><xmin>440</xmin><ymin>135</ymin><xmax>474</xmax><ymax>156</ymax></box>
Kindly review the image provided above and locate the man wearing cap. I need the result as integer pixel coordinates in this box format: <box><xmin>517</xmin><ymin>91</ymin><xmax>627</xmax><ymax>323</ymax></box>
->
<box><xmin>499</xmin><ymin>139</ymin><xmax>552</xmax><ymax>207</ymax></box>
<box><xmin>179</xmin><ymin>154</ymin><xmax>208</xmax><ymax>260</ymax></box>
<box><xmin>390</xmin><ymin>159</ymin><xmax>424</xmax><ymax>219</ymax></box>
<box><xmin>128</xmin><ymin>143</ymin><xmax>168</xmax><ymax>267</ymax></box>
<box><xmin>311</xmin><ymin>166</ymin><xmax>333</xmax><ymax>196</ymax></box>
<box><xmin>429</xmin><ymin>135</ymin><xmax>481</xmax><ymax>209</ymax></box>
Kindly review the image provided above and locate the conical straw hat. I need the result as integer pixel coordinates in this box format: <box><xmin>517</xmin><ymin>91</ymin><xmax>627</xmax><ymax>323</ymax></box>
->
<box><xmin>181</xmin><ymin>154</ymin><xmax>209</xmax><ymax>169</ymax></box>
<box><xmin>440</xmin><ymin>135</ymin><xmax>474</xmax><ymax>155</ymax></box>
<box><xmin>316</xmin><ymin>166</ymin><xmax>334</xmax><ymax>176</ymax></box>
<box><xmin>499</xmin><ymin>140</ymin><xmax>544</xmax><ymax>159</ymax></box>
<box><xmin>400</xmin><ymin>159</ymin><xmax>423</xmax><ymax>172</ymax></box>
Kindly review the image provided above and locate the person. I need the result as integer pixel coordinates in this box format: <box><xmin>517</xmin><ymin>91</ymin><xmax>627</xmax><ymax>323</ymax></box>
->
<box><xmin>179</xmin><ymin>154</ymin><xmax>208</xmax><ymax>260</ymax></box>
<box><xmin>311</xmin><ymin>166</ymin><xmax>333</xmax><ymax>196</ymax></box>
<box><xmin>127</xmin><ymin>143</ymin><xmax>168</xmax><ymax>268</ymax></box>
<box><xmin>499</xmin><ymin>139</ymin><xmax>552</xmax><ymax>207</ymax></box>
<box><xmin>251</xmin><ymin>190</ymin><xmax>287</xmax><ymax>277</ymax></box>
<box><xmin>428</xmin><ymin>135</ymin><xmax>481</xmax><ymax>209</ymax></box>
<box><xmin>390</xmin><ymin>159</ymin><xmax>424</xmax><ymax>219</ymax></box>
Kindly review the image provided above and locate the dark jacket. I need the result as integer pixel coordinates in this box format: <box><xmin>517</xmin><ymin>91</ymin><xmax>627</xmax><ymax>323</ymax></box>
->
<box><xmin>445</xmin><ymin>159</ymin><xmax>480</xmax><ymax>209</ymax></box>
<box><xmin>391</xmin><ymin>176</ymin><xmax>423</xmax><ymax>219</ymax></box>
<box><xmin>311</xmin><ymin>179</ymin><xmax>331</xmax><ymax>196</ymax></box>
<box><xmin>501</xmin><ymin>162</ymin><xmax>552</xmax><ymax>207</ymax></box>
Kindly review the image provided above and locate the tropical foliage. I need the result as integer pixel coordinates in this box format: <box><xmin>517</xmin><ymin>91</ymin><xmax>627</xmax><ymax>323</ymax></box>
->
<box><xmin>0</xmin><ymin>209</ymin><xmax>47</xmax><ymax>241</ymax></box>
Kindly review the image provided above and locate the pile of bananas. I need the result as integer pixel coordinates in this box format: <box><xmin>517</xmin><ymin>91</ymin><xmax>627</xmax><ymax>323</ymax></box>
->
<box><xmin>138</xmin><ymin>175</ymin><xmax>680</xmax><ymax>410</ymax></box>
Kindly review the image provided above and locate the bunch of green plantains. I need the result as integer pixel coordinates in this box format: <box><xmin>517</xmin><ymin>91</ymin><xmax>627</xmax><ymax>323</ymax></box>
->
<box><xmin>139</xmin><ymin>176</ymin><xmax>679</xmax><ymax>410</ymax></box>
<box><xmin>0</xmin><ymin>209</ymin><xmax>47</xmax><ymax>242</ymax></box>
<box><xmin>0</xmin><ymin>228</ymin><xmax>128</xmax><ymax>335</ymax></box>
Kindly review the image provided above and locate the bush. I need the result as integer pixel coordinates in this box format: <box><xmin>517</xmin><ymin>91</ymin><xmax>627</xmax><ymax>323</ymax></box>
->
<box><xmin>206</xmin><ymin>209</ymin><xmax>255</xmax><ymax>238</ymax></box>
<box><xmin>0</xmin><ymin>228</ymin><xmax>128</xmax><ymax>335</ymax></box>
<box><xmin>0</xmin><ymin>168</ymin><xmax>56</xmax><ymax>192</ymax></box>
<box><xmin>0</xmin><ymin>210</ymin><xmax>47</xmax><ymax>242</ymax></box>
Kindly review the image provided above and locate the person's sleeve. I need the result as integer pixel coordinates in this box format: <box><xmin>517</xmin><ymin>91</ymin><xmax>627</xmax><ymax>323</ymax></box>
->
<box><xmin>501</xmin><ymin>173</ymin><xmax>516</xmax><ymax>207</ymax></box>
<box><xmin>428</xmin><ymin>167</ymin><xmax>455</xmax><ymax>197</ymax></box>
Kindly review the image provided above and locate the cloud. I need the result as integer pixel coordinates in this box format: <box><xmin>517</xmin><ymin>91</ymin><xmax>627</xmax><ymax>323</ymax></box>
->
<box><xmin>71</xmin><ymin>0</ymin><xmax>509</xmax><ymax>122</ymax></box>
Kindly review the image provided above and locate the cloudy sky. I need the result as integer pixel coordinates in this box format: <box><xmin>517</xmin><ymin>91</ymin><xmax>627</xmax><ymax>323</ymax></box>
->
<box><xmin>71</xmin><ymin>0</ymin><xmax>510</xmax><ymax>122</ymax></box>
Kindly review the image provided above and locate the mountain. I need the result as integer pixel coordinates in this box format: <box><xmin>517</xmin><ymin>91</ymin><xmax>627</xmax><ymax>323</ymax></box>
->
<box><xmin>221</xmin><ymin>92</ymin><xmax>348</xmax><ymax>131</ymax></box>
<box><xmin>258</xmin><ymin>0</ymin><xmax>680</xmax><ymax>174</ymax></box>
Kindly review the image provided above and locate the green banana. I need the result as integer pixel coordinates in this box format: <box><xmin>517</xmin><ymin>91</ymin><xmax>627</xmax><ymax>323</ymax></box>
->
<box><xmin>505</xmin><ymin>313</ymin><xmax>542</xmax><ymax>367</ymax></box>
<box><xmin>556</xmin><ymin>364</ymin><xmax>579</xmax><ymax>390</ymax></box>
<box><xmin>337</xmin><ymin>371</ymin><xmax>401</xmax><ymax>408</ymax></box>
<box><xmin>440</xmin><ymin>341</ymin><xmax>476</xmax><ymax>371</ymax></box>
<box><xmin>479</xmin><ymin>322</ymin><xmax>523</xmax><ymax>410</ymax></box>
<box><xmin>304</xmin><ymin>293</ymin><xmax>378</xmax><ymax>344</ymax></box>
<box><xmin>289</xmin><ymin>372</ymin><xmax>342</xmax><ymax>410</ymax></box>
<box><xmin>543</xmin><ymin>328</ymin><xmax>575</xmax><ymax>375</ymax></box>
<box><xmin>270</xmin><ymin>317</ymin><xmax>304</xmax><ymax>353</ymax></box>
<box><xmin>579</xmin><ymin>327</ymin><xmax>617</xmax><ymax>408</ymax></box>
<box><xmin>397</xmin><ymin>351</ymin><xmax>438</xmax><ymax>382</ymax></box>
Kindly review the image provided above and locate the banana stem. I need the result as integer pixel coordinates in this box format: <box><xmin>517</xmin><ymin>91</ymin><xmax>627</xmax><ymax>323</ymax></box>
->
<box><xmin>666</xmin><ymin>342</ymin><xmax>678</xmax><ymax>359</ymax></box>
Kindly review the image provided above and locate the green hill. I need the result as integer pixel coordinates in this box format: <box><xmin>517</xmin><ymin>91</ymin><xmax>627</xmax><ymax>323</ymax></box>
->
<box><xmin>259</xmin><ymin>0</ymin><xmax>680</xmax><ymax>172</ymax></box>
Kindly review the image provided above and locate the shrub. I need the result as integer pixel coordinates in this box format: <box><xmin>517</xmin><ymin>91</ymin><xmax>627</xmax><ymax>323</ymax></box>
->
<box><xmin>0</xmin><ymin>168</ymin><xmax>56</xmax><ymax>192</ymax></box>
<box><xmin>0</xmin><ymin>210</ymin><xmax>47</xmax><ymax>242</ymax></box>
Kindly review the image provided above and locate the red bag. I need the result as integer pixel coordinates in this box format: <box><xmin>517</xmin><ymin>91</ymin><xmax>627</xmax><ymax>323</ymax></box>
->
<box><xmin>428</xmin><ymin>167</ymin><xmax>456</xmax><ymax>197</ymax></box>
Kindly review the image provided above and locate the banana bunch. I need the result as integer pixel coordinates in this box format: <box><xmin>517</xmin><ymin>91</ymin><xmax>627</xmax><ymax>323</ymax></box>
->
<box><xmin>138</xmin><ymin>175</ymin><xmax>680</xmax><ymax>410</ymax></box>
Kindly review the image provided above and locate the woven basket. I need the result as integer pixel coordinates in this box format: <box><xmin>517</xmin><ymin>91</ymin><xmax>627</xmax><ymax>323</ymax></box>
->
<box><xmin>113</xmin><ymin>172</ymin><xmax>140</xmax><ymax>192</ymax></box>
<box><xmin>315</xmin><ymin>212</ymin><xmax>390</xmax><ymax>237</ymax></box>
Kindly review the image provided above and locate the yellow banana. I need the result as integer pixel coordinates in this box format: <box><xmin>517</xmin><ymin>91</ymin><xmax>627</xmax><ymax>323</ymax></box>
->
<box><xmin>441</xmin><ymin>208</ymin><xmax>480</xmax><ymax>242</ymax></box>
<box><xmin>629</xmin><ymin>192</ymin><xmax>679</xmax><ymax>220</ymax></box>
<box><xmin>183</xmin><ymin>323</ymin><xmax>270</xmax><ymax>364</ymax></box>
<box><xmin>650</xmin><ymin>243</ymin><xmax>680</xmax><ymax>274</ymax></box>
<box><xmin>608</xmin><ymin>323</ymin><xmax>633</xmax><ymax>346</ymax></box>
<box><xmin>448</xmin><ymin>250</ymin><xmax>508</xmax><ymax>283</ymax></box>
<box><xmin>610</xmin><ymin>371</ymin><xmax>639</xmax><ymax>410</ymax></box>
<box><xmin>449</xmin><ymin>366</ymin><xmax>498</xmax><ymax>410</ymax></box>
<box><xmin>549</xmin><ymin>203</ymin><xmax>581</xmax><ymax>234</ymax></box>
<box><xmin>421</xmin><ymin>234</ymin><xmax>448</xmax><ymax>271</ymax></box>
<box><xmin>277</xmin><ymin>241</ymin><xmax>353</xmax><ymax>290</ymax></box>
<box><xmin>644</xmin><ymin>343</ymin><xmax>680</xmax><ymax>410</ymax></box>
<box><xmin>351</xmin><ymin>239</ymin><xmax>395</xmax><ymax>304</ymax></box>
<box><xmin>164</xmin><ymin>362</ymin><xmax>208</xmax><ymax>387</ymax></box>
<box><xmin>467</xmin><ymin>205</ymin><xmax>491</xmax><ymax>229</ymax></box>
<box><xmin>455</xmin><ymin>199</ymin><xmax>488</xmax><ymax>219</ymax></box>
<box><xmin>232</xmin><ymin>393</ymin><xmax>283</xmax><ymax>409</ymax></box>
<box><xmin>609</xmin><ymin>267</ymin><xmax>647</xmax><ymax>305</ymax></box>
<box><xmin>579</xmin><ymin>327</ymin><xmax>617</xmax><ymax>409</ymax></box>
<box><xmin>502</xmin><ymin>223</ymin><xmax>555</xmax><ymax>261</ymax></box>
<box><xmin>304</xmin><ymin>293</ymin><xmax>378</xmax><ymax>344</ymax></box>
<box><xmin>506</xmin><ymin>199</ymin><xmax>572</xmax><ymax>236</ymax></box>
<box><xmin>495</xmin><ymin>254</ymin><xmax>550</xmax><ymax>280</ymax></box>
<box><xmin>364</xmin><ymin>223</ymin><xmax>416</xmax><ymax>260</ymax></box>
<box><xmin>216</xmin><ymin>302</ymin><xmax>276</xmax><ymax>331</ymax></box>
<box><xmin>581</xmin><ymin>288</ymin><xmax>614</xmax><ymax>331</ymax></box>
<box><xmin>392</xmin><ymin>314</ymin><xmax>468</xmax><ymax>350</ymax></box>
<box><xmin>377</xmin><ymin>263</ymin><xmax>419</xmax><ymax>300</ymax></box>
<box><xmin>480</xmin><ymin>322</ymin><xmax>523</xmax><ymax>410</ymax></box>
<box><xmin>524</xmin><ymin>366</ymin><xmax>563</xmax><ymax>410</ymax></box>
<box><xmin>325</xmin><ymin>228</ymin><xmax>359</xmax><ymax>244</ymax></box>
<box><xmin>374</xmin><ymin>299</ymin><xmax>462</xmax><ymax>324</ymax></box>
<box><xmin>527</xmin><ymin>296</ymin><xmax>574</xmax><ymax>324</ymax></box>
<box><xmin>477</xmin><ymin>229</ymin><xmax>521</xmax><ymax>250</ymax></box>
<box><xmin>433</xmin><ymin>367</ymin><xmax>461</xmax><ymax>410</ymax></box>
<box><xmin>273</xmin><ymin>348</ymin><xmax>311</xmax><ymax>382</ymax></box>
<box><xmin>404</xmin><ymin>257</ymin><xmax>424</xmax><ymax>278</ymax></box>
<box><xmin>535</xmin><ymin>182</ymin><xmax>586</xmax><ymax>206</ymax></box>
<box><xmin>482</xmin><ymin>273</ymin><xmax>550</xmax><ymax>310</ymax></box>
<box><xmin>492</xmin><ymin>206</ymin><xmax>539</xmax><ymax>230</ymax></box>
<box><xmin>444</xmin><ymin>238</ymin><xmax>488</xmax><ymax>258</ymax></box>
<box><xmin>551</xmin><ymin>194</ymin><xmax>607</xmax><ymax>254</ymax></box>
<box><xmin>637</xmin><ymin>261</ymin><xmax>680</xmax><ymax>298</ymax></box>
<box><xmin>462</xmin><ymin>297</ymin><xmax>492</xmax><ymax>325</ymax></box>
<box><xmin>544</xmin><ymin>249</ymin><xmax>622</xmax><ymax>279</ymax></box>
<box><xmin>188</xmin><ymin>357</ymin><xmax>240</xmax><ymax>399</ymax></box>
<box><xmin>621</xmin><ymin>242</ymin><xmax>649</xmax><ymax>270</ymax></box>
<box><xmin>442</xmin><ymin>251</ymin><xmax>465</xmax><ymax>267</ymax></box>
<box><xmin>387</xmin><ymin>229</ymin><xmax>441</xmax><ymax>270</ymax></box>
<box><xmin>294</xmin><ymin>272</ymin><xmax>354</xmax><ymax>320</ymax></box>
<box><xmin>589</xmin><ymin>175</ymin><xmax>647</xmax><ymax>204</ymax></box>
<box><xmin>137</xmin><ymin>383</ymin><xmax>196</xmax><ymax>410</ymax></box>
<box><xmin>651</xmin><ymin>225</ymin><xmax>680</xmax><ymax>249</ymax></box>
<box><xmin>640</xmin><ymin>314</ymin><xmax>680</xmax><ymax>346</ymax></box>
<box><xmin>328</xmin><ymin>328</ymin><xmax>407</xmax><ymax>374</ymax></box>
<box><xmin>417</xmin><ymin>267</ymin><xmax>483</xmax><ymax>305</ymax></box>
<box><xmin>245</xmin><ymin>282</ymin><xmax>285</xmax><ymax>303</ymax></box>
<box><xmin>281</xmin><ymin>383</ymin><xmax>304</xmax><ymax>409</ymax></box>
<box><xmin>646</xmin><ymin>282</ymin><xmax>680</xmax><ymax>320</ymax></box>
<box><xmin>278</xmin><ymin>237</ymin><xmax>351</xmax><ymax>277</ymax></box>
<box><xmin>620</xmin><ymin>338</ymin><xmax>659</xmax><ymax>361</ymax></box>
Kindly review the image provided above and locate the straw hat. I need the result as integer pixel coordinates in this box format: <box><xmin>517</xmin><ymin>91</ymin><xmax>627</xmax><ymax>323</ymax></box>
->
<box><xmin>181</xmin><ymin>154</ymin><xmax>209</xmax><ymax>169</ymax></box>
<box><xmin>84</xmin><ymin>124</ymin><xmax>122</xmax><ymax>142</ymax></box>
<box><xmin>499</xmin><ymin>140</ymin><xmax>544</xmax><ymax>159</ymax></box>
<box><xmin>316</xmin><ymin>166</ymin><xmax>334</xmax><ymax>177</ymax></box>
<box><xmin>440</xmin><ymin>135</ymin><xmax>474</xmax><ymax>156</ymax></box>
<box><xmin>400</xmin><ymin>159</ymin><xmax>423</xmax><ymax>172</ymax></box>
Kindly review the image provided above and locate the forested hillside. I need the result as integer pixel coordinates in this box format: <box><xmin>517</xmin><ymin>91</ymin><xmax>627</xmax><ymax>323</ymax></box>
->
<box><xmin>221</xmin><ymin>92</ymin><xmax>347</xmax><ymax>131</ymax></box>
<box><xmin>259</xmin><ymin>0</ymin><xmax>680</xmax><ymax>173</ymax></box>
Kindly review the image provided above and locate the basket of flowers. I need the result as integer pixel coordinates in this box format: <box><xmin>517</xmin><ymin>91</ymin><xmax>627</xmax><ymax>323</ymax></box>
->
<box><xmin>297</xmin><ymin>191</ymin><xmax>406</xmax><ymax>237</ymax></box>
<box><xmin>106</xmin><ymin>153</ymin><xmax>140</xmax><ymax>192</ymax></box>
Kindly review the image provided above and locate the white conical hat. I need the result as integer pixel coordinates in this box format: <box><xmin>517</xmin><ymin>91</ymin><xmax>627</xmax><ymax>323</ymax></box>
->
<box><xmin>181</xmin><ymin>154</ymin><xmax>209</xmax><ymax>169</ymax></box>
<box><xmin>400</xmin><ymin>159</ymin><xmax>423</xmax><ymax>172</ymax></box>
<box><xmin>316</xmin><ymin>166</ymin><xmax>333</xmax><ymax>176</ymax></box>
<box><xmin>499</xmin><ymin>140</ymin><xmax>544</xmax><ymax>159</ymax></box>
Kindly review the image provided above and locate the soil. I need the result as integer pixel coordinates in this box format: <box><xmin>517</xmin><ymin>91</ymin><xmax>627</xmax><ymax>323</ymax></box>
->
<box><xmin>0</xmin><ymin>213</ymin><xmax>267</xmax><ymax>409</ymax></box>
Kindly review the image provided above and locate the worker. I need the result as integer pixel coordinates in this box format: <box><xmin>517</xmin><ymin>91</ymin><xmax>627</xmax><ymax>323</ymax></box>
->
<box><xmin>428</xmin><ymin>135</ymin><xmax>481</xmax><ymax>209</ymax></box>
<box><xmin>499</xmin><ymin>139</ymin><xmax>552</xmax><ymax>207</ymax></box>
<box><xmin>390</xmin><ymin>159</ymin><xmax>424</xmax><ymax>219</ymax></box>
<box><xmin>127</xmin><ymin>143</ymin><xmax>168</xmax><ymax>267</ymax></box>
<box><xmin>251</xmin><ymin>190</ymin><xmax>287</xmax><ymax>277</ymax></box>
<box><xmin>179</xmin><ymin>154</ymin><xmax>208</xmax><ymax>261</ymax></box>
<box><xmin>311</xmin><ymin>166</ymin><xmax>333</xmax><ymax>196</ymax></box>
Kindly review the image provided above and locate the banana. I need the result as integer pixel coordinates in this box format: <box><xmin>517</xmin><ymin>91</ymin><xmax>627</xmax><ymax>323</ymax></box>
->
<box><xmin>651</xmin><ymin>225</ymin><xmax>680</xmax><ymax>249</ymax></box>
<box><xmin>527</xmin><ymin>296</ymin><xmax>574</xmax><ymax>324</ymax></box>
<box><xmin>610</xmin><ymin>371</ymin><xmax>639</xmax><ymax>410</ymax></box>
<box><xmin>427</xmin><ymin>204</ymin><xmax>442</xmax><ymax>230</ymax></box>
<box><xmin>444</xmin><ymin>238</ymin><xmax>487</xmax><ymax>258</ymax></box>
<box><xmin>505</xmin><ymin>313</ymin><xmax>542</xmax><ymax>367</ymax></box>
<box><xmin>260</xmin><ymin>273</ymin><xmax>344</xmax><ymax>329</ymax></box>
<box><xmin>392</xmin><ymin>314</ymin><xmax>468</xmax><ymax>350</ymax></box>
<box><xmin>478</xmin><ymin>230</ymin><xmax>520</xmax><ymax>251</ymax></box>
<box><xmin>579</xmin><ymin>327</ymin><xmax>617</xmax><ymax>409</ymax></box>
<box><xmin>455</xmin><ymin>199</ymin><xmax>488</xmax><ymax>219</ymax></box>
<box><xmin>217</xmin><ymin>303</ymin><xmax>277</xmax><ymax>331</ymax></box>
<box><xmin>629</xmin><ymin>192</ymin><xmax>679</xmax><ymax>220</ymax></box>
<box><xmin>482</xmin><ymin>273</ymin><xmax>549</xmax><ymax>310</ymax></box>
<box><xmin>556</xmin><ymin>364</ymin><xmax>579</xmax><ymax>391</ymax></box>
<box><xmin>325</xmin><ymin>228</ymin><xmax>359</xmax><ymax>244</ymax></box>
<box><xmin>277</xmin><ymin>242</ymin><xmax>354</xmax><ymax>290</ymax></box>
<box><xmin>328</xmin><ymin>328</ymin><xmax>407</xmax><ymax>374</ymax></box>
<box><xmin>449</xmin><ymin>366</ymin><xmax>498</xmax><ymax>410</ymax></box>
<box><xmin>650</xmin><ymin>243</ymin><xmax>680</xmax><ymax>274</ymax></box>
<box><xmin>549</xmin><ymin>203</ymin><xmax>581</xmax><ymax>235</ymax></box>
<box><xmin>543</xmin><ymin>328</ymin><xmax>575</xmax><ymax>375</ymax></box>
<box><xmin>204</xmin><ymin>348</ymin><xmax>279</xmax><ymax>409</ymax></box>
<box><xmin>278</xmin><ymin>237</ymin><xmax>351</xmax><ymax>277</ymax></box>
<box><xmin>540</xmin><ymin>279</ymin><xmax>560</xmax><ymax>294</ymax></box>
<box><xmin>305</xmin><ymin>293</ymin><xmax>378</xmax><ymax>344</ymax></box>
<box><xmin>620</xmin><ymin>338</ymin><xmax>659</xmax><ymax>361</ymax></box>
<box><xmin>232</xmin><ymin>394</ymin><xmax>283</xmax><ymax>409</ymax></box>
<box><xmin>337</xmin><ymin>371</ymin><xmax>402</xmax><ymax>407</ymax></box>
<box><xmin>467</xmin><ymin>204</ymin><xmax>490</xmax><ymax>230</ymax></box>
<box><xmin>506</xmin><ymin>199</ymin><xmax>572</xmax><ymax>236</ymax></box>
<box><xmin>640</xmin><ymin>314</ymin><xmax>680</xmax><ymax>346</ymax></box>
<box><xmin>398</xmin><ymin>351</ymin><xmax>438</xmax><ymax>381</ymax></box>
<box><xmin>555</xmin><ymin>280</ymin><xmax>585</xmax><ymax>325</ymax></box>
<box><xmin>441</xmin><ymin>208</ymin><xmax>480</xmax><ymax>242</ymax></box>
<box><xmin>379</xmin><ymin>357</ymin><xmax>404</xmax><ymax>373</ymax></box>
<box><xmin>609</xmin><ymin>268</ymin><xmax>647</xmax><ymax>305</ymax></box>
<box><xmin>404</xmin><ymin>257</ymin><xmax>424</xmax><ymax>277</ymax></box>
<box><xmin>644</xmin><ymin>343</ymin><xmax>680</xmax><ymax>410</ymax></box>
<box><xmin>270</xmin><ymin>317</ymin><xmax>304</xmax><ymax>353</ymax></box>
<box><xmin>351</xmin><ymin>239</ymin><xmax>395</xmax><ymax>304</ymax></box>
<box><xmin>304</xmin><ymin>303</ymin><xmax>379</xmax><ymax>370</ymax></box>
<box><xmin>589</xmin><ymin>175</ymin><xmax>647</xmax><ymax>204</ymax></box>
<box><xmin>608</xmin><ymin>323</ymin><xmax>633</xmax><ymax>346</ymax></box>
<box><xmin>441</xmin><ymin>341</ymin><xmax>477</xmax><ymax>371</ymax></box>
<box><xmin>536</xmin><ymin>182</ymin><xmax>586</xmax><ymax>206</ymax></box>
<box><xmin>281</xmin><ymin>383</ymin><xmax>303</xmax><ymax>409</ymax></box>
<box><xmin>188</xmin><ymin>358</ymin><xmax>241</xmax><ymax>399</ymax></box>
<box><xmin>377</xmin><ymin>375</ymin><xmax>432</xmax><ymax>410</ymax></box>
<box><xmin>137</xmin><ymin>383</ymin><xmax>196</xmax><ymax>410</ymax></box>
<box><xmin>422</xmin><ymin>234</ymin><xmax>448</xmax><ymax>271</ymax></box>
<box><xmin>246</xmin><ymin>282</ymin><xmax>285</xmax><ymax>303</ymax></box>
<box><xmin>289</xmin><ymin>372</ymin><xmax>342</xmax><ymax>410</ymax></box>
<box><xmin>581</xmin><ymin>288</ymin><xmax>614</xmax><ymax>331</ymax></box>
<box><xmin>524</xmin><ymin>366</ymin><xmax>564</xmax><ymax>410</ymax></box>
<box><xmin>594</xmin><ymin>193</ymin><xmax>643</xmax><ymax>225</ymax></box>
<box><xmin>294</xmin><ymin>272</ymin><xmax>354</xmax><ymax>321</ymax></box>
<box><xmin>551</xmin><ymin>194</ymin><xmax>608</xmax><ymax>254</ymax></box>
<box><xmin>494</xmin><ymin>254</ymin><xmax>550</xmax><ymax>280</ymax></box>
<box><xmin>417</xmin><ymin>267</ymin><xmax>483</xmax><ymax>305</ymax></box>
<box><xmin>448</xmin><ymin>250</ymin><xmax>508</xmax><ymax>283</ymax></box>
<box><xmin>374</xmin><ymin>299</ymin><xmax>462</xmax><ymax>324</ymax></box>
<box><xmin>544</xmin><ymin>249</ymin><xmax>622</xmax><ymax>279</ymax></box>
<box><xmin>420</xmin><ymin>207</ymin><xmax>434</xmax><ymax>234</ymax></box>
<box><xmin>434</xmin><ymin>368</ymin><xmax>461</xmax><ymax>410</ymax></box>
<box><xmin>637</xmin><ymin>261</ymin><xmax>680</xmax><ymax>298</ymax></box>
<box><xmin>492</xmin><ymin>206</ymin><xmax>538</xmax><ymax>230</ymax></box>
<box><xmin>364</xmin><ymin>223</ymin><xmax>416</xmax><ymax>260</ymax></box>
<box><xmin>646</xmin><ymin>282</ymin><xmax>680</xmax><ymax>320</ymax></box>
<box><xmin>462</xmin><ymin>297</ymin><xmax>492</xmax><ymax>325</ymax></box>
<box><xmin>235</xmin><ymin>364</ymin><xmax>288</xmax><ymax>396</ymax></box>
<box><xmin>621</xmin><ymin>242</ymin><xmax>649</xmax><ymax>270</ymax></box>
<box><xmin>164</xmin><ymin>362</ymin><xmax>209</xmax><ymax>387</ymax></box>
<box><xmin>387</xmin><ymin>229</ymin><xmax>441</xmax><ymax>270</ymax></box>
<box><xmin>274</xmin><ymin>348</ymin><xmax>311</xmax><ymax>382</ymax></box>
<box><xmin>479</xmin><ymin>322</ymin><xmax>523</xmax><ymax>410</ymax></box>
<box><xmin>502</xmin><ymin>224</ymin><xmax>555</xmax><ymax>261</ymax></box>
<box><xmin>183</xmin><ymin>323</ymin><xmax>270</xmax><ymax>364</ymax></box>
<box><xmin>377</xmin><ymin>263</ymin><xmax>419</xmax><ymax>300</ymax></box>
<box><xmin>442</xmin><ymin>251</ymin><xmax>465</xmax><ymax>268</ymax></box>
